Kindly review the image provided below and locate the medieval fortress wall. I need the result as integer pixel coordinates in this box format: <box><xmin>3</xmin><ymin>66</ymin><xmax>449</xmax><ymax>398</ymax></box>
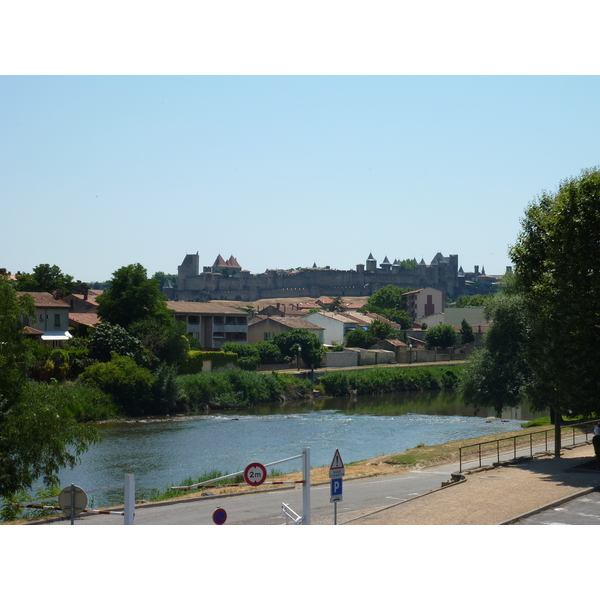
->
<box><xmin>174</xmin><ymin>252</ymin><xmax>462</xmax><ymax>302</ymax></box>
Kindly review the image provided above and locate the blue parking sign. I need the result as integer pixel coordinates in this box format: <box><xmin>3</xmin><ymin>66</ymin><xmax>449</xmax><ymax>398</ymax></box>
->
<box><xmin>330</xmin><ymin>477</ymin><xmax>343</xmax><ymax>503</ymax></box>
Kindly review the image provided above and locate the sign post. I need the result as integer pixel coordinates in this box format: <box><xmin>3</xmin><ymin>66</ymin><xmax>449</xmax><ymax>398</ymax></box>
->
<box><xmin>58</xmin><ymin>484</ymin><xmax>88</xmax><ymax>525</ymax></box>
<box><xmin>329</xmin><ymin>449</ymin><xmax>344</xmax><ymax>525</ymax></box>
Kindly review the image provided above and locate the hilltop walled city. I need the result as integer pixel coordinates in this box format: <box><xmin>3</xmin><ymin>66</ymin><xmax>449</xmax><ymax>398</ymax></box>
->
<box><xmin>169</xmin><ymin>251</ymin><xmax>507</xmax><ymax>302</ymax></box>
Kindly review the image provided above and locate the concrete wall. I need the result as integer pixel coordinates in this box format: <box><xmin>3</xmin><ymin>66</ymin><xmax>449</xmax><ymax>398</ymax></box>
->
<box><xmin>322</xmin><ymin>351</ymin><xmax>359</xmax><ymax>368</ymax></box>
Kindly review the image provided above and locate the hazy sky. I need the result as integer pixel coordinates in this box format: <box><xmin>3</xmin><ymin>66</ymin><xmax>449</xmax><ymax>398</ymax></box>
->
<box><xmin>2</xmin><ymin>75</ymin><xmax>599</xmax><ymax>283</ymax></box>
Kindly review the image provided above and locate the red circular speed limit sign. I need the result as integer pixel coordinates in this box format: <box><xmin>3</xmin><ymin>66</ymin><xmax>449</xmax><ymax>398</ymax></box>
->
<box><xmin>244</xmin><ymin>462</ymin><xmax>267</xmax><ymax>486</ymax></box>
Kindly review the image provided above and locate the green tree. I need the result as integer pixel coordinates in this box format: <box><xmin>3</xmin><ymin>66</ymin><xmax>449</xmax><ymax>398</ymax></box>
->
<box><xmin>79</xmin><ymin>353</ymin><xmax>157</xmax><ymax>416</ymax></box>
<box><xmin>97</xmin><ymin>264</ymin><xmax>173</xmax><ymax>330</ymax></box>
<box><xmin>459</xmin><ymin>319</ymin><xmax>475</xmax><ymax>343</ymax></box>
<box><xmin>366</xmin><ymin>284</ymin><xmax>407</xmax><ymax>311</ymax></box>
<box><xmin>458</xmin><ymin>290</ymin><xmax>530</xmax><ymax>414</ymax></box>
<box><xmin>510</xmin><ymin>167</ymin><xmax>600</xmax><ymax>423</ymax></box>
<box><xmin>424</xmin><ymin>324</ymin><xmax>458</xmax><ymax>349</ymax></box>
<box><xmin>344</xmin><ymin>328</ymin><xmax>377</xmax><ymax>349</ymax></box>
<box><xmin>368</xmin><ymin>320</ymin><xmax>400</xmax><ymax>341</ymax></box>
<box><xmin>0</xmin><ymin>278</ymin><xmax>98</xmax><ymax>497</ymax></box>
<box><xmin>271</xmin><ymin>329</ymin><xmax>324</xmax><ymax>367</ymax></box>
<box><xmin>16</xmin><ymin>264</ymin><xmax>76</xmax><ymax>296</ymax></box>
<box><xmin>128</xmin><ymin>317</ymin><xmax>189</xmax><ymax>366</ymax></box>
<box><xmin>87</xmin><ymin>322</ymin><xmax>149</xmax><ymax>366</ymax></box>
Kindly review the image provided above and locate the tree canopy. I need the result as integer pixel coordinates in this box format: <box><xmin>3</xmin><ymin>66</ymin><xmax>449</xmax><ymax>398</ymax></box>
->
<box><xmin>460</xmin><ymin>167</ymin><xmax>600</xmax><ymax>426</ymax></box>
<box><xmin>15</xmin><ymin>264</ymin><xmax>77</xmax><ymax>296</ymax></box>
<box><xmin>424</xmin><ymin>324</ymin><xmax>458</xmax><ymax>349</ymax></box>
<box><xmin>364</xmin><ymin>285</ymin><xmax>412</xmax><ymax>329</ymax></box>
<box><xmin>0</xmin><ymin>278</ymin><xmax>98</xmax><ymax>496</ymax></box>
<box><xmin>97</xmin><ymin>263</ymin><xmax>173</xmax><ymax>330</ymax></box>
<box><xmin>509</xmin><ymin>167</ymin><xmax>600</xmax><ymax>418</ymax></box>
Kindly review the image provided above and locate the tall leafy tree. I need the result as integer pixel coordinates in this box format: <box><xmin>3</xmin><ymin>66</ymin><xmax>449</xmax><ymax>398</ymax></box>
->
<box><xmin>0</xmin><ymin>277</ymin><xmax>98</xmax><ymax>497</ymax></box>
<box><xmin>459</xmin><ymin>319</ymin><xmax>475</xmax><ymax>343</ymax></box>
<box><xmin>97</xmin><ymin>263</ymin><xmax>173</xmax><ymax>330</ymax></box>
<box><xmin>459</xmin><ymin>290</ymin><xmax>530</xmax><ymax>414</ymax></box>
<box><xmin>510</xmin><ymin>167</ymin><xmax>600</xmax><ymax>422</ymax></box>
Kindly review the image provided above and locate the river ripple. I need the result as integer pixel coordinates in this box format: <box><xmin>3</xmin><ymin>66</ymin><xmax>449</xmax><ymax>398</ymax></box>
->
<box><xmin>37</xmin><ymin>390</ymin><xmax>545</xmax><ymax>507</ymax></box>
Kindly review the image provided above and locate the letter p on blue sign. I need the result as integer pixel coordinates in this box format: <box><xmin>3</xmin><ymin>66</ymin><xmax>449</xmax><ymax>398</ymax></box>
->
<box><xmin>330</xmin><ymin>477</ymin><xmax>342</xmax><ymax>503</ymax></box>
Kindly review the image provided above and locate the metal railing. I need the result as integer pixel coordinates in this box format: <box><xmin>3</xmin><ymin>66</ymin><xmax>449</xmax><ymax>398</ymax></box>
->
<box><xmin>459</xmin><ymin>419</ymin><xmax>597</xmax><ymax>472</ymax></box>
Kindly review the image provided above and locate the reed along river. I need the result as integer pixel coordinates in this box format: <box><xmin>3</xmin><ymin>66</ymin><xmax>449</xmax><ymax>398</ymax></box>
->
<box><xmin>40</xmin><ymin>389</ymin><xmax>545</xmax><ymax>507</ymax></box>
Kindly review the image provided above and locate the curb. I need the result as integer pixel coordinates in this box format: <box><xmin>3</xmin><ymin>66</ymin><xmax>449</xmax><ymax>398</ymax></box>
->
<box><xmin>499</xmin><ymin>485</ymin><xmax>600</xmax><ymax>525</ymax></box>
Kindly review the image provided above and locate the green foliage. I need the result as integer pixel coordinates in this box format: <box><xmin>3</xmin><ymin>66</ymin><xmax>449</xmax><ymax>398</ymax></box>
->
<box><xmin>79</xmin><ymin>354</ymin><xmax>157</xmax><ymax>416</ymax></box>
<box><xmin>459</xmin><ymin>319</ymin><xmax>475</xmax><ymax>344</ymax></box>
<box><xmin>28</xmin><ymin>380</ymin><xmax>118</xmax><ymax>422</ymax></box>
<box><xmin>424</xmin><ymin>324</ymin><xmax>458</xmax><ymax>349</ymax></box>
<box><xmin>152</xmin><ymin>271</ymin><xmax>178</xmax><ymax>289</ymax></box>
<box><xmin>96</xmin><ymin>263</ymin><xmax>173</xmax><ymax>330</ymax></box>
<box><xmin>366</xmin><ymin>284</ymin><xmax>409</xmax><ymax>312</ymax></box>
<box><xmin>271</xmin><ymin>329</ymin><xmax>324</xmax><ymax>367</ymax></box>
<box><xmin>15</xmin><ymin>264</ymin><xmax>76</xmax><ymax>296</ymax></box>
<box><xmin>454</xmin><ymin>294</ymin><xmax>489</xmax><ymax>308</ymax></box>
<box><xmin>177</xmin><ymin>370</ymin><xmax>312</xmax><ymax>410</ymax></box>
<box><xmin>344</xmin><ymin>328</ymin><xmax>377</xmax><ymax>349</ymax></box>
<box><xmin>253</xmin><ymin>342</ymin><xmax>284</xmax><ymax>364</ymax></box>
<box><xmin>458</xmin><ymin>264</ymin><xmax>534</xmax><ymax>413</ymax></box>
<box><xmin>221</xmin><ymin>343</ymin><xmax>260</xmax><ymax>359</ymax></box>
<box><xmin>88</xmin><ymin>322</ymin><xmax>149</xmax><ymax>366</ymax></box>
<box><xmin>177</xmin><ymin>351</ymin><xmax>238</xmax><ymax>375</ymax></box>
<box><xmin>237</xmin><ymin>355</ymin><xmax>261</xmax><ymax>371</ymax></box>
<box><xmin>0</xmin><ymin>381</ymin><xmax>99</xmax><ymax>497</ymax></box>
<box><xmin>318</xmin><ymin>366</ymin><xmax>462</xmax><ymax>397</ymax></box>
<box><xmin>509</xmin><ymin>167</ymin><xmax>600</xmax><ymax>417</ymax></box>
<box><xmin>375</xmin><ymin>308</ymin><xmax>413</xmax><ymax>329</ymax></box>
<box><xmin>368</xmin><ymin>320</ymin><xmax>399</xmax><ymax>341</ymax></box>
<box><xmin>128</xmin><ymin>317</ymin><xmax>189</xmax><ymax>366</ymax></box>
<box><xmin>1</xmin><ymin>483</ymin><xmax>63</xmax><ymax>523</ymax></box>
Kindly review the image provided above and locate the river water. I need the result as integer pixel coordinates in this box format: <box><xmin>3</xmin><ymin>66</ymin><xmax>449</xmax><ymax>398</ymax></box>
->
<box><xmin>36</xmin><ymin>390</ymin><xmax>545</xmax><ymax>507</ymax></box>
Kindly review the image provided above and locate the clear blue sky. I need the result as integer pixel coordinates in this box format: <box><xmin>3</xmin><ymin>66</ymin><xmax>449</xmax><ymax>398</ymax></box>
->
<box><xmin>2</xmin><ymin>4</ymin><xmax>599</xmax><ymax>285</ymax></box>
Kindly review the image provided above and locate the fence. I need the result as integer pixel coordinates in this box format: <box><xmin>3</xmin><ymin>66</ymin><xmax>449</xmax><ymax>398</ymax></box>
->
<box><xmin>458</xmin><ymin>419</ymin><xmax>598</xmax><ymax>472</ymax></box>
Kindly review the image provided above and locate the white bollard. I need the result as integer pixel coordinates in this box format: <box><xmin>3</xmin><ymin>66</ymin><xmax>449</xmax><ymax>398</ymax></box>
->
<box><xmin>124</xmin><ymin>474</ymin><xmax>135</xmax><ymax>525</ymax></box>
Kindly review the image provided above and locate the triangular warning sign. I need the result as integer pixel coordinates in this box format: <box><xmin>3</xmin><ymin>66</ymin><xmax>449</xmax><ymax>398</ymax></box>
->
<box><xmin>330</xmin><ymin>449</ymin><xmax>344</xmax><ymax>470</ymax></box>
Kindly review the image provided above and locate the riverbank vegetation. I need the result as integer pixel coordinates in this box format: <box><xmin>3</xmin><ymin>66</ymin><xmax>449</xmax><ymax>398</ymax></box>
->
<box><xmin>316</xmin><ymin>365</ymin><xmax>463</xmax><ymax>397</ymax></box>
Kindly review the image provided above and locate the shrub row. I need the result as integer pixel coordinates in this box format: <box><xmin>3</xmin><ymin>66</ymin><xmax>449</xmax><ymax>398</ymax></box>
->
<box><xmin>177</xmin><ymin>370</ymin><xmax>312</xmax><ymax>411</ymax></box>
<box><xmin>317</xmin><ymin>366</ymin><xmax>464</xmax><ymax>397</ymax></box>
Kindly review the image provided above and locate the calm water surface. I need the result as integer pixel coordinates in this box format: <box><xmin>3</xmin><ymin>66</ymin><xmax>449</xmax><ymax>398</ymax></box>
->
<box><xmin>45</xmin><ymin>390</ymin><xmax>545</xmax><ymax>506</ymax></box>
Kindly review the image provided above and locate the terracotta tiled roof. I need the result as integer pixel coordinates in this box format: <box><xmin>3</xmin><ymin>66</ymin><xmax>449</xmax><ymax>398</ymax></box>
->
<box><xmin>266</xmin><ymin>316</ymin><xmax>324</xmax><ymax>330</ymax></box>
<box><xmin>227</xmin><ymin>255</ymin><xmax>241</xmax><ymax>269</ymax></box>
<box><xmin>69</xmin><ymin>313</ymin><xmax>101</xmax><ymax>327</ymax></box>
<box><xmin>23</xmin><ymin>325</ymin><xmax>44</xmax><ymax>335</ymax></box>
<box><xmin>166</xmin><ymin>300</ymin><xmax>244</xmax><ymax>315</ymax></box>
<box><xmin>17</xmin><ymin>292</ymin><xmax>69</xmax><ymax>308</ymax></box>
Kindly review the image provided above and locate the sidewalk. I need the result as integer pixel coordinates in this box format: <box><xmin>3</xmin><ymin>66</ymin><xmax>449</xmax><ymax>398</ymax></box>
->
<box><xmin>344</xmin><ymin>442</ymin><xmax>600</xmax><ymax>525</ymax></box>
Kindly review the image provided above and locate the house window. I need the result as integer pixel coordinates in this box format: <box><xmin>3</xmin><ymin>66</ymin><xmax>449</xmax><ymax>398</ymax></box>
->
<box><xmin>214</xmin><ymin>316</ymin><xmax>224</xmax><ymax>325</ymax></box>
<box><xmin>54</xmin><ymin>314</ymin><xmax>61</xmax><ymax>328</ymax></box>
<box><xmin>264</xmin><ymin>332</ymin><xmax>272</xmax><ymax>341</ymax></box>
<box><xmin>188</xmin><ymin>315</ymin><xmax>200</xmax><ymax>324</ymax></box>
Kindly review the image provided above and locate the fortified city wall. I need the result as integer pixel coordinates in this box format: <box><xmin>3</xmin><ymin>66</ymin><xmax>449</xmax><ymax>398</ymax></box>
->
<box><xmin>173</xmin><ymin>252</ymin><xmax>464</xmax><ymax>302</ymax></box>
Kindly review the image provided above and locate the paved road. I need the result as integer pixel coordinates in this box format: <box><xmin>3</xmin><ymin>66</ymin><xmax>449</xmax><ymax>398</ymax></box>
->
<box><xmin>515</xmin><ymin>490</ymin><xmax>600</xmax><ymax>525</ymax></box>
<box><xmin>45</xmin><ymin>466</ymin><xmax>458</xmax><ymax>525</ymax></box>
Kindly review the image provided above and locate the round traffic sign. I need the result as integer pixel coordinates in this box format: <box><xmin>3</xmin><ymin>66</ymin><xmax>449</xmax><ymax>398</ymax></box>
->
<box><xmin>58</xmin><ymin>485</ymin><xmax>88</xmax><ymax>518</ymax></box>
<box><xmin>212</xmin><ymin>507</ymin><xmax>227</xmax><ymax>525</ymax></box>
<box><xmin>244</xmin><ymin>462</ymin><xmax>267</xmax><ymax>486</ymax></box>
